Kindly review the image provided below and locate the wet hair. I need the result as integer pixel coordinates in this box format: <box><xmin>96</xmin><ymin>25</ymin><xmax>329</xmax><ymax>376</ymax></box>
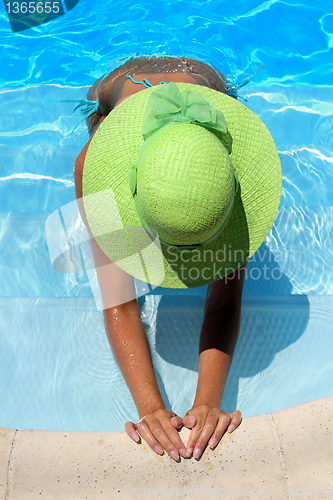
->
<box><xmin>85</xmin><ymin>56</ymin><xmax>228</xmax><ymax>136</ymax></box>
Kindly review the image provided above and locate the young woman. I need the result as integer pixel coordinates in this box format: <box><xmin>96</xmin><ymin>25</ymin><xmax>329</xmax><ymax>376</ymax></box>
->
<box><xmin>73</xmin><ymin>56</ymin><xmax>281</xmax><ymax>461</ymax></box>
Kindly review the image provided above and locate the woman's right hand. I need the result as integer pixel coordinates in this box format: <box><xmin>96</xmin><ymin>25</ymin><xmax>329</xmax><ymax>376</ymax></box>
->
<box><xmin>125</xmin><ymin>409</ymin><xmax>187</xmax><ymax>461</ymax></box>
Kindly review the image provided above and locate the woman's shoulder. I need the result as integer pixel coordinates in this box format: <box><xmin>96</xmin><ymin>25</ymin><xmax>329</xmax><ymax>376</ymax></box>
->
<box><xmin>74</xmin><ymin>137</ymin><xmax>92</xmax><ymax>200</ymax></box>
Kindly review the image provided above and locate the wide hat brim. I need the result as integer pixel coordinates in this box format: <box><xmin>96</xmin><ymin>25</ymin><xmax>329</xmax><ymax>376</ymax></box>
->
<box><xmin>82</xmin><ymin>83</ymin><xmax>282</xmax><ymax>289</ymax></box>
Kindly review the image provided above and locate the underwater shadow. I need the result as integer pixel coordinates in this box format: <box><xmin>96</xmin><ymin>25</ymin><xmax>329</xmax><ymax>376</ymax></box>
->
<box><xmin>152</xmin><ymin>241</ymin><xmax>310</xmax><ymax>414</ymax></box>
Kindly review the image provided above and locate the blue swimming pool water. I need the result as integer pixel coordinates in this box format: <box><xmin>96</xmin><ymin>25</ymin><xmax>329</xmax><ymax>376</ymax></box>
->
<box><xmin>0</xmin><ymin>0</ymin><xmax>333</xmax><ymax>431</ymax></box>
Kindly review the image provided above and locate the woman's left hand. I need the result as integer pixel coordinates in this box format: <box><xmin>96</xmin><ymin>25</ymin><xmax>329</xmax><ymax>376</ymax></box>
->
<box><xmin>174</xmin><ymin>405</ymin><xmax>242</xmax><ymax>459</ymax></box>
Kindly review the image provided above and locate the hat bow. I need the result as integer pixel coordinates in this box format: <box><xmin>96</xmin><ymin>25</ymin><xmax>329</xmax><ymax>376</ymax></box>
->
<box><xmin>141</xmin><ymin>81</ymin><xmax>228</xmax><ymax>138</ymax></box>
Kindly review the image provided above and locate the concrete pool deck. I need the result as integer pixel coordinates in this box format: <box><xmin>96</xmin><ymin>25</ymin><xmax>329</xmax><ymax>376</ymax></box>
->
<box><xmin>1</xmin><ymin>394</ymin><xmax>332</xmax><ymax>500</ymax></box>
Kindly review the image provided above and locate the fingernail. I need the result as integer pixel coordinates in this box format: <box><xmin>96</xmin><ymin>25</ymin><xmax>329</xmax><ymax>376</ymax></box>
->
<box><xmin>179</xmin><ymin>446</ymin><xmax>187</xmax><ymax>457</ymax></box>
<box><xmin>170</xmin><ymin>450</ymin><xmax>179</xmax><ymax>461</ymax></box>
<box><xmin>228</xmin><ymin>424</ymin><xmax>235</xmax><ymax>433</ymax></box>
<box><xmin>193</xmin><ymin>447</ymin><xmax>201</xmax><ymax>459</ymax></box>
<box><xmin>133</xmin><ymin>434</ymin><xmax>140</xmax><ymax>443</ymax></box>
<box><xmin>154</xmin><ymin>446</ymin><xmax>164</xmax><ymax>455</ymax></box>
<box><xmin>187</xmin><ymin>416</ymin><xmax>196</xmax><ymax>427</ymax></box>
<box><xmin>186</xmin><ymin>447</ymin><xmax>193</xmax><ymax>458</ymax></box>
<box><xmin>209</xmin><ymin>437</ymin><xmax>217</xmax><ymax>449</ymax></box>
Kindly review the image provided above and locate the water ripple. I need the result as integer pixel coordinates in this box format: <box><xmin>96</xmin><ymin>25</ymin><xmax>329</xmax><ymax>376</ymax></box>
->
<box><xmin>0</xmin><ymin>173</ymin><xmax>74</xmax><ymax>186</ymax></box>
<box><xmin>268</xmin><ymin>207</ymin><xmax>333</xmax><ymax>294</ymax></box>
<box><xmin>280</xmin><ymin>146</ymin><xmax>333</xmax><ymax>164</ymax></box>
<box><xmin>1</xmin><ymin>0</ymin><xmax>331</xmax><ymax>87</ymax></box>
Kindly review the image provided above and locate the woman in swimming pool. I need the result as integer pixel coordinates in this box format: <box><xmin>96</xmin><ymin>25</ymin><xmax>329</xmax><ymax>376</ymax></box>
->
<box><xmin>73</xmin><ymin>56</ymin><xmax>281</xmax><ymax>461</ymax></box>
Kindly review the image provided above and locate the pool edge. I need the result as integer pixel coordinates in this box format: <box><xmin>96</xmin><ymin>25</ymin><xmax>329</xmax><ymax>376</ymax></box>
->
<box><xmin>1</xmin><ymin>394</ymin><xmax>332</xmax><ymax>499</ymax></box>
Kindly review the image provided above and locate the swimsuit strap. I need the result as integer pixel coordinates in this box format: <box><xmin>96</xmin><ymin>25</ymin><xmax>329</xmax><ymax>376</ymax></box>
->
<box><xmin>127</xmin><ymin>66</ymin><xmax>262</xmax><ymax>100</ymax></box>
<box><xmin>126</xmin><ymin>75</ymin><xmax>167</xmax><ymax>87</ymax></box>
<box><xmin>42</xmin><ymin>74</ymin><xmax>108</xmax><ymax>135</ymax></box>
<box><xmin>225</xmin><ymin>63</ymin><xmax>263</xmax><ymax>101</ymax></box>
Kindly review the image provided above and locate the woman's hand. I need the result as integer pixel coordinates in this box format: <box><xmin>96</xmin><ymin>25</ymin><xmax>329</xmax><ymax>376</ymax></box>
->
<box><xmin>125</xmin><ymin>409</ymin><xmax>187</xmax><ymax>461</ymax></box>
<box><xmin>180</xmin><ymin>405</ymin><xmax>242</xmax><ymax>459</ymax></box>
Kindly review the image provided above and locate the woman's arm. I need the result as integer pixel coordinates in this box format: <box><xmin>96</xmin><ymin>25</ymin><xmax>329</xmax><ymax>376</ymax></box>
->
<box><xmin>182</xmin><ymin>263</ymin><xmax>247</xmax><ymax>458</ymax></box>
<box><xmin>97</xmin><ymin>254</ymin><xmax>187</xmax><ymax>461</ymax></box>
<box><xmin>103</xmin><ymin>294</ymin><xmax>185</xmax><ymax>460</ymax></box>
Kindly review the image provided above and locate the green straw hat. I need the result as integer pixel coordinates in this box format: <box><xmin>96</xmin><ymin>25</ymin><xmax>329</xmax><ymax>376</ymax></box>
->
<box><xmin>82</xmin><ymin>82</ymin><xmax>282</xmax><ymax>289</ymax></box>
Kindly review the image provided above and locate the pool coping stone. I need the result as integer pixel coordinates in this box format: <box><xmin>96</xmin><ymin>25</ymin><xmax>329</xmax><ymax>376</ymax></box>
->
<box><xmin>1</xmin><ymin>394</ymin><xmax>332</xmax><ymax>500</ymax></box>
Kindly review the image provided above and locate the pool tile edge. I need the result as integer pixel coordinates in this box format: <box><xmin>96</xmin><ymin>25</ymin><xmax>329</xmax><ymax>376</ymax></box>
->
<box><xmin>0</xmin><ymin>427</ymin><xmax>16</xmax><ymax>500</ymax></box>
<box><xmin>2</xmin><ymin>395</ymin><xmax>332</xmax><ymax>500</ymax></box>
<box><xmin>270</xmin><ymin>395</ymin><xmax>333</xmax><ymax>497</ymax></box>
